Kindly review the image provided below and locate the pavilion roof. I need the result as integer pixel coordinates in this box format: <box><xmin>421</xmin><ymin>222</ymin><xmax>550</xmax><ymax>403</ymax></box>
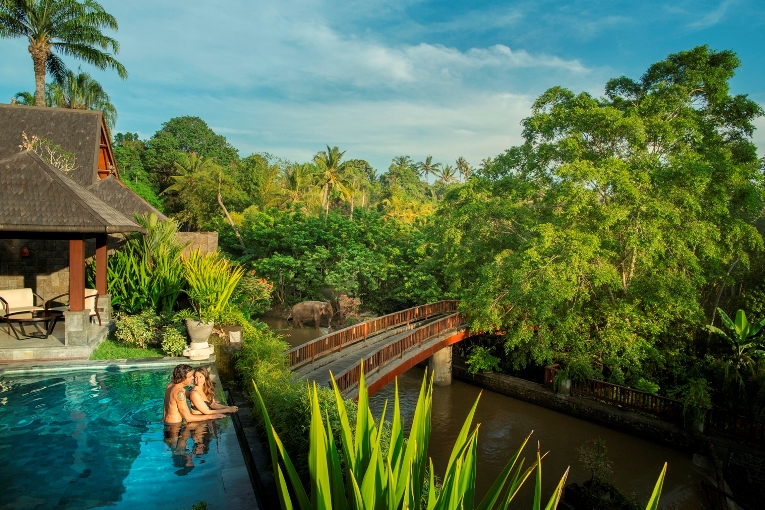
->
<box><xmin>87</xmin><ymin>175</ymin><xmax>168</xmax><ymax>222</ymax></box>
<box><xmin>0</xmin><ymin>151</ymin><xmax>143</xmax><ymax>234</ymax></box>
<box><xmin>0</xmin><ymin>104</ymin><xmax>104</xmax><ymax>189</ymax></box>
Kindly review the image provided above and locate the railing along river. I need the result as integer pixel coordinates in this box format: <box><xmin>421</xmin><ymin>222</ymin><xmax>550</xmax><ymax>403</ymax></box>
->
<box><xmin>287</xmin><ymin>300</ymin><xmax>459</xmax><ymax>369</ymax></box>
<box><xmin>544</xmin><ymin>364</ymin><xmax>683</xmax><ymax>424</ymax></box>
<box><xmin>334</xmin><ymin>313</ymin><xmax>465</xmax><ymax>392</ymax></box>
<box><xmin>544</xmin><ymin>364</ymin><xmax>765</xmax><ymax>445</ymax></box>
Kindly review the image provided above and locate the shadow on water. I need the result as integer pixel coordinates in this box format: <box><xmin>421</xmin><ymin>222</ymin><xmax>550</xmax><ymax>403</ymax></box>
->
<box><xmin>370</xmin><ymin>367</ymin><xmax>711</xmax><ymax>510</ymax></box>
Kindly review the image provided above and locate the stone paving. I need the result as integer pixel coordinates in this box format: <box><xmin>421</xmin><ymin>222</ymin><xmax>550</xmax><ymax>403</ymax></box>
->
<box><xmin>0</xmin><ymin>320</ymin><xmax>108</xmax><ymax>362</ymax></box>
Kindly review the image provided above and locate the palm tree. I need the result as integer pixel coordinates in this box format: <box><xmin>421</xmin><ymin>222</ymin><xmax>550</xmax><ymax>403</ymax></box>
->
<box><xmin>314</xmin><ymin>145</ymin><xmax>352</xmax><ymax>215</ymax></box>
<box><xmin>47</xmin><ymin>70</ymin><xmax>117</xmax><ymax>131</ymax></box>
<box><xmin>417</xmin><ymin>155</ymin><xmax>441</xmax><ymax>184</ymax></box>
<box><xmin>438</xmin><ymin>164</ymin><xmax>458</xmax><ymax>184</ymax></box>
<box><xmin>0</xmin><ymin>0</ymin><xmax>127</xmax><ymax>107</ymax></box>
<box><xmin>282</xmin><ymin>162</ymin><xmax>314</xmax><ymax>203</ymax></box>
<box><xmin>12</xmin><ymin>90</ymin><xmax>36</xmax><ymax>105</ymax></box>
<box><xmin>456</xmin><ymin>156</ymin><xmax>472</xmax><ymax>183</ymax></box>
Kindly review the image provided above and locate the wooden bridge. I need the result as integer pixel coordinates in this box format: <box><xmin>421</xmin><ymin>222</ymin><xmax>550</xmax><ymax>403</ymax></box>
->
<box><xmin>287</xmin><ymin>300</ymin><xmax>468</xmax><ymax>397</ymax></box>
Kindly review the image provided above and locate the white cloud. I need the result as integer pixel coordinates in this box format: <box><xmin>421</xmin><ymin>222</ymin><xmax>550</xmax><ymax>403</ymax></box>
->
<box><xmin>687</xmin><ymin>0</ymin><xmax>737</xmax><ymax>29</ymax></box>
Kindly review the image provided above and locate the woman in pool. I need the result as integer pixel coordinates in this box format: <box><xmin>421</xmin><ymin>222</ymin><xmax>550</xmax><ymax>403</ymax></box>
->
<box><xmin>188</xmin><ymin>367</ymin><xmax>238</xmax><ymax>415</ymax></box>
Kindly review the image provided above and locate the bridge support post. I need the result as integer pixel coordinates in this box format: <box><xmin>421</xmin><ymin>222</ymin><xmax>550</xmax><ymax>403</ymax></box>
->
<box><xmin>428</xmin><ymin>345</ymin><xmax>452</xmax><ymax>386</ymax></box>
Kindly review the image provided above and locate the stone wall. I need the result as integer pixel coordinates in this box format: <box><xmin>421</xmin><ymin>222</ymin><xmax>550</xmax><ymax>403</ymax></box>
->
<box><xmin>0</xmin><ymin>239</ymin><xmax>71</xmax><ymax>299</ymax></box>
<box><xmin>177</xmin><ymin>232</ymin><xmax>219</xmax><ymax>257</ymax></box>
<box><xmin>0</xmin><ymin>235</ymin><xmax>126</xmax><ymax>299</ymax></box>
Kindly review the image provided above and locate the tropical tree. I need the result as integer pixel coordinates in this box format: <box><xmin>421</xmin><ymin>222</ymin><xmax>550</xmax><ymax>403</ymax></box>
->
<box><xmin>12</xmin><ymin>90</ymin><xmax>37</xmax><ymax>105</ymax></box>
<box><xmin>282</xmin><ymin>162</ymin><xmax>317</xmax><ymax>205</ymax></box>
<box><xmin>47</xmin><ymin>70</ymin><xmax>117</xmax><ymax>131</ymax></box>
<box><xmin>709</xmin><ymin>308</ymin><xmax>765</xmax><ymax>400</ymax></box>
<box><xmin>163</xmin><ymin>152</ymin><xmax>221</xmax><ymax>229</ymax></box>
<box><xmin>417</xmin><ymin>155</ymin><xmax>441</xmax><ymax>184</ymax></box>
<box><xmin>314</xmin><ymin>145</ymin><xmax>352</xmax><ymax>214</ymax></box>
<box><xmin>438</xmin><ymin>164</ymin><xmax>458</xmax><ymax>184</ymax></box>
<box><xmin>456</xmin><ymin>156</ymin><xmax>472</xmax><ymax>182</ymax></box>
<box><xmin>0</xmin><ymin>0</ymin><xmax>127</xmax><ymax>108</ymax></box>
<box><xmin>434</xmin><ymin>46</ymin><xmax>765</xmax><ymax>378</ymax></box>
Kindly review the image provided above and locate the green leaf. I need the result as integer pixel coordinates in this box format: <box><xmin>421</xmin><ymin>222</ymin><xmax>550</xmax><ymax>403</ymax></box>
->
<box><xmin>644</xmin><ymin>463</ymin><xmax>667</xmax><ymax>510</ymax></box>
<box><xmin>476</xmin><ymin>431</ymin><xmax>532</xmax><ymax>510</ymax></box>
<box><xmin>543</xmin><ymin>467</ymin><xmax>569</xmax><ymax>510</ymax></box>
<box><xmin>309</xmin><ymin>383</ymin><xmax>332</xmax><ymax>510</ymax></box>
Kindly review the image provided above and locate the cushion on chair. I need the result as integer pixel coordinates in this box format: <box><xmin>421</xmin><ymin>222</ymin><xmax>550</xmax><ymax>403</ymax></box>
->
<box><xmin>0</xmin><ymin>289</ymin><xmax>36</xmax><ymax>316</ymax></box>
<box><xmin>49</xmin><ymin>290</ymin><xmax>98</xmax><ymax>317</ymax></box>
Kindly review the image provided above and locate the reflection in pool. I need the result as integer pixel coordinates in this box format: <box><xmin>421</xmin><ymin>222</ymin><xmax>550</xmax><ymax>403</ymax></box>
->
<box><xmin>0</xmin><ymin>369</ymin><xmax>228</xmax><ymax>509</ymax></box>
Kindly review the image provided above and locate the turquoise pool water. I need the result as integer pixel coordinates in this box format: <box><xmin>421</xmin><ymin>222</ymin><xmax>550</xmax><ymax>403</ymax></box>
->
<box><xmin>0</xmin><ymin>369</ymin><xmax>230</xmax><ymax>510</ymax></box>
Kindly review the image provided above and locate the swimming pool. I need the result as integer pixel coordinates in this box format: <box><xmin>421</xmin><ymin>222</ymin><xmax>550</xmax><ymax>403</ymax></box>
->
<box><xmin>0</xmin><ymin>367</ymin><xmax>253</xmax><ymax>510</ymax></box>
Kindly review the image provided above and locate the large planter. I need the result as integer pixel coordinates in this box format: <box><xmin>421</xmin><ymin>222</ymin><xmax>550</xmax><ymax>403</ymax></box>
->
<box><xmin>555</xmin><ymin>378</ymin><xmax>572</xmax><ymax>395</ymax></box>
<box><xmin>685</xmin><ymin>415</ymin><xmax>706</xmax><ymax>435</ymax></box>
<box><xmin>183</xmin><ymin>318</ymin><xmax>215</xmax><ymax>360</ymax></box>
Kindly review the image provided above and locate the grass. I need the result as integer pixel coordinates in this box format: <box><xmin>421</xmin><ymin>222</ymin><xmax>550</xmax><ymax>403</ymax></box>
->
<box><xmin>89</xmin><ymin>337</ymin><xmax>165</xmax><ymax>360</ymax></box>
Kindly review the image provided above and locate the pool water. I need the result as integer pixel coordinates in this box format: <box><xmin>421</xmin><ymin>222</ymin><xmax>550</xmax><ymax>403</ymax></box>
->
<box><xmin>0</xmin><ymin>369</ymin><xmax>229</xmax><ymax>510</ymax></box>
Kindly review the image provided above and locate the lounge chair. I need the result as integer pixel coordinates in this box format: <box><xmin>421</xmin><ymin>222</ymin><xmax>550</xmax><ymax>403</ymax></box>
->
<box><xmin>45</xmin><ymin>289</ymin><xmax>101</xmax><ymax>326</ymax></box>
<box><xmin>0</xmin><ymin>288</ymin><xmax>47</xmax><ymax>334</ymax></box>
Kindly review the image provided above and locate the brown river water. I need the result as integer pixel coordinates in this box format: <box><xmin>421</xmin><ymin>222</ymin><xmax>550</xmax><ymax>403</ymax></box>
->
<box><xmin>254</xmin><ymin>320</ymin><xmax>711</xmax><ymax>509</ymax></box>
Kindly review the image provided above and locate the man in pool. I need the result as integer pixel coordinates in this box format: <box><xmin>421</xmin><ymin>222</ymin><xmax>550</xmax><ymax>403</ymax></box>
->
<box><xmin>163</xmin><ymin>364</ymin><xmax>225</xmax><ymax>424</ymax></box>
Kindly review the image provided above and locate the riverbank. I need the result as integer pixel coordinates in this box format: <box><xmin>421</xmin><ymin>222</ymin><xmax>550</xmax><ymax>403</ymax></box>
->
<box><xmin>450</xmin><ymin>356</ymin><xmax>765</xmax><ymax>508</ymax></box>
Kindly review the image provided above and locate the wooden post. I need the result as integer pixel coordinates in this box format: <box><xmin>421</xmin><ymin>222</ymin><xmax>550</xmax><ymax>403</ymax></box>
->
<box><xmin>95</xmin><ymin>234</ymin><xmax>107</xmax><ymax>295</ymax></box>
<box><xmin>69</xmin><ymin>238</ymin><xmax>85</xmax><ymax>312</ymax></box>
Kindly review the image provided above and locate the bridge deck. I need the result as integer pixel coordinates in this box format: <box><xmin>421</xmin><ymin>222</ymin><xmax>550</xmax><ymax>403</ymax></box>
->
<box><xmin>294</xmin><ymin>315</ymin><xmax>448</xmax><ymax>387</ymax></box>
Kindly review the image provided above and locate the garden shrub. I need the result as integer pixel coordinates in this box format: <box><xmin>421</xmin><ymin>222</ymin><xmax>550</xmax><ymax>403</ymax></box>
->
<box><xmin>161</xmin><ymin>325</ymin><xmax>187</xmax><ymax>356</ymax></box>
<box><xmin>232</xmin><ymin>270</ymin><xmax>274</xmax><ymax>317</ymax></box>
<box><xmin>114</xmin><ymin>310</ymin><xmax>163</xmax><ymax>348</ymax></box>
<box><xmin>235</xmin><ymin>317</ymin><xmax>362</xmax><ymax>480</ymax></box>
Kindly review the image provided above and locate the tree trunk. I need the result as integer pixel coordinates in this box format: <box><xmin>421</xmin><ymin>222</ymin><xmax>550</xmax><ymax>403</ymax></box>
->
<box><xmin>29</xmin><ymin>43</ymin><xmax>49</xmax><ymax>107</ymax></box>
<box><xmin>350</xmin><ymin>193</ymin><xmax>354</xmax><ymax>220</ymax></box>
<box><xmin>321</xmin><ymin>182</ymin><xmax>329</xmax><ymax>211</ymax></box>
<box><xmin>217</xmin><ymin>173</ymin><xmax>246</xmax><ymax>249</ymax></box>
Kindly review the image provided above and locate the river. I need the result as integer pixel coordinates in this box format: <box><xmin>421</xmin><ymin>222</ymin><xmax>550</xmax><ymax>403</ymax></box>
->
<box><xmin>259</xmin><ymin>320</ymin><xmax>711</xmax><ymax>509</ymax></box>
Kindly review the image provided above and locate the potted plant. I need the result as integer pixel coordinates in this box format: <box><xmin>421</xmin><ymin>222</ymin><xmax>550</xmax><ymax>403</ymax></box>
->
<box><xmin>680</xmin><ymin>378</ymin><xmax>712</xmax><ymax>434</ymax></box>
<box><xmin>182</xmin><ymin>250</ymin><xmax>244</xmax><ymax>360</ymax></box>
<box><xmin>554</xmin><ymin>368</ymin><xmax>572</xmax><ymax>395</ymax></box>
<box><xmin>466</xmin><ymin>346</ymin><xmax>501</xmax><ymax>375</ymax></box>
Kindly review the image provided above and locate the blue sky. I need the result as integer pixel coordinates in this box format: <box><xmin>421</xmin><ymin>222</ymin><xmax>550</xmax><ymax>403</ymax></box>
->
<box><xmin>1</xmin><ymin>0</ymin><xmax>764</xmax><ymax>171</ymax></box>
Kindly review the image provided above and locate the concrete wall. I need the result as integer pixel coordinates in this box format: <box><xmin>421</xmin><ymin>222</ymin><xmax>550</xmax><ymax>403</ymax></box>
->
<box><xmin>177</xmin><ymin>232</ymin><xmax>219</xmax><ymax>257</ymax></box>
<box><xmin>451</xmin><ymin>358</ymin><xmax>698</xmax><ymax>452</ymax></box>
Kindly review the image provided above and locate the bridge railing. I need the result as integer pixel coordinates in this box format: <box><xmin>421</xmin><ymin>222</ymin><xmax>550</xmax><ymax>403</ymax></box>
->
<box><xmin>287</xmin><ymin>300</ymin><xmax>459</xmax><ymax>369</ymax></box>
<box><xmin>544</xmin><ymin>364</ymin><xmax>683</xmax><ymax>424</ymax></box>
<box><xmin>334</xmin><ymin>313</ymin><xmax>465</xmax><ymax>393</ymax></box>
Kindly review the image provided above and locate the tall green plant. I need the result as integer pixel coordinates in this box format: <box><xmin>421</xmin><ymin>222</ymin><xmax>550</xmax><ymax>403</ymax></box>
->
<box><xmin>184</xmin><ymin>249</ymin><xmax>244</xmax><ymax>321</ymax></box>
<box><xmin>709</xmin><ymin>308</ymin><xmax>765</xmax><ymax>400</ymax></box>
<box><xmin>254</xmin><ymin>369</ymin><xmax>667</xmax><ymax>510</ymax></box>
<box><xmin>99</xmin><ymin>213</ymin><xmax>187</xmax><ymax>314</ymax></box>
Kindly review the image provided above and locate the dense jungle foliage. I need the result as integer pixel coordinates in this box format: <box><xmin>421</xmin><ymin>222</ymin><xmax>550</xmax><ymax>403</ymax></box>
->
<box><xmin>114</xmin><ymin>46</ymin><xmax>765</xmax><ymax>420</ymax></box>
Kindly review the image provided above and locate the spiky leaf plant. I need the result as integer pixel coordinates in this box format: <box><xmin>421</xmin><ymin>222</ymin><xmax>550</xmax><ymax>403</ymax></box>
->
<box><xmin>253</xmin><ymin>368</ymin><xmax>666</xmax><ymax>510</ymax></box>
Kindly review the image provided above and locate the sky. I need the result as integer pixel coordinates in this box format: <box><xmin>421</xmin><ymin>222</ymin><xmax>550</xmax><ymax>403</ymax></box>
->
<box><xmin>1</xmin><ymin>0</ymin><xmax>764</xmax><ymax>172</ymax></box>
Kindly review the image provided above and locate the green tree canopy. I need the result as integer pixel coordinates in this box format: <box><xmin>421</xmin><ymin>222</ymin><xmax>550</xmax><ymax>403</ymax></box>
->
<box><xmin>435</xmin><ymin>46</ymin><xmax>765</xmax><ymax>381</ymax></box>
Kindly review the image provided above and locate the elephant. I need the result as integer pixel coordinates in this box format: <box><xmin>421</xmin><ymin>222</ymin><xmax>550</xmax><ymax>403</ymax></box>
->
<box><xmin>290</xmin><ymin>301</ymin><xmax>334</xmax><ymax>329</ymax></box>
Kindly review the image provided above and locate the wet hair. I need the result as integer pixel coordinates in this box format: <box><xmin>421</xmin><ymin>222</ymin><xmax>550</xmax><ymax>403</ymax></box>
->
<box><xmin>171</xmin><ymin>364</ymin><xmax>193</xmax><ymax>384</ymax></box>
<box><xmin>193</xmin><ymin>367</ymin><xmax>215</xmax><ymax>403</ymax></box>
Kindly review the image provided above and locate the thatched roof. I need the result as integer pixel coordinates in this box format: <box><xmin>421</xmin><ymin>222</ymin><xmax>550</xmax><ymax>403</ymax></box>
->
<box><xmin>0</xmin><ymin>104</ymin><xmax>105</xmax><ymax>188</ymax></box>
<box><xmin>88</xmin><ymin>175</ymin><xmax>168</xmax><ymax>222</ymax></box>
<box><xmin>0</xmin><ymin>151</ymin><xmax>143</xmax><ymax>234</ymax></box>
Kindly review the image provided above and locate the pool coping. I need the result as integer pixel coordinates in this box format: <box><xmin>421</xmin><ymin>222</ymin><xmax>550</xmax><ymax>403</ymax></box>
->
<box><xmin>0</xmin><ymin>355</ymin><xmax>216</xmax><ymax>377</ymax></box>
<box><xmin>0</xmin><ymin>357</ymin><xmax>259</xmax><ymax>510</ymax></box>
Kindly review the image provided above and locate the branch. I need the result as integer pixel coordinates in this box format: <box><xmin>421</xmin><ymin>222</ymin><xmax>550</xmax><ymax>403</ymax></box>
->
<box><xmin>217</xmin><ymin>171</ymin><xmax>246</xmax><ymax>250</ymax></box>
